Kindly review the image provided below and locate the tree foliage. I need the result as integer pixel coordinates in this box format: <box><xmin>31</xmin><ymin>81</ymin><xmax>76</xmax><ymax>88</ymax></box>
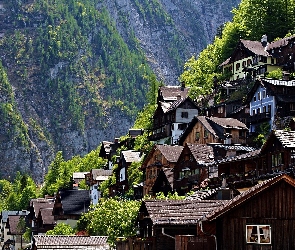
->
<box><xmin>42</xmin><ymin>147</ymin><xmax>106</xmax><ymax>196</ymax></box>
<box><xmin>77</xmin><ymin>198</ymin><xmax>140</xmax><ymax>245</ymax></box>
<box><xmin>46</xmin><ymin>223</ymin><xmax>75</xmax><ymax>235</ymax></box>
<box><xmin>180</xmin><ymin>0</ymin><xmax>295</xmax><ymax>101</ymax></box>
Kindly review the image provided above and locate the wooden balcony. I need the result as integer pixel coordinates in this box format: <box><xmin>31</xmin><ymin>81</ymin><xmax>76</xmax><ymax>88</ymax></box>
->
<box><xmin>248</xmin><ymin>112</ymin><xmax>271</xmax><ymax>124</ymax></box>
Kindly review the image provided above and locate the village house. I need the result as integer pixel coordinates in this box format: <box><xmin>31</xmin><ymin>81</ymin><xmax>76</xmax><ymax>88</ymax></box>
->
<box><xmin>28</xmin><ymin>198</ymin><xmax>55</xmax><ymax>237</ymax></box>
<box><xmin>72</xmin><ymin>172</ymin><xmax>88</xmax><ymax>188</ymax></box>
<box><xmin>85</xmin><ymin>169</ymin><xmax>112</xmax><ymax>205</ymax></box>
<box><xmin>141</xmin><ymin>144</ymin><xmax>183</xmax><ymax>197</ymax></box>
<box><xmin>220</xmin><ymin>36</ymin><xmax>277</xmax><ymax>84</ymax></box>
<box><xmin>172</xmin><ymin>143</ymin><xmax>215</xmax><ymax>195</ymax></box>
<box><xmin>0</xmin><ymin>210</ymin><xmax>29</xmax><ymax>249</ymax></box>
<box><xmin>178</xmin><ymin>116</ymin><xmax>249</xmax><ymax>147</ymax></box>
<box><xmin>52</xmin><ymin>189</ymin><xmax>90</xmax><ymax>228</ymax></box>
<box><xmin>99</xmin><ymin>139</ymin><xmax>121</xmax><ymax>170</ymax></box>
<box><xmin>201</xmin><ymin>174</ymin><xmax>295</xmax><ymax>250</ymax></box>
<box><xmin>32</xmin><ymin>235</ymin><xmax>109</xmax><ymax>250</ymax></box>
<box><xmin>149</xmin><ymin>85</ymin><xmax>200</xmax><ymax>145</ymax></box>
<box><xmin>110</xmin><ymin>150</ymin><xmax>143</xmax><ymax>196</ymax></box>
<box><xmin>246</xmin><ymin>78</ymin><xmax>295</xmax><ymax>133</ymax></box>
<box><xmin>266</xmin><ymin>34</ymin><xmax>295</xmax><ymax>72</ymax></box>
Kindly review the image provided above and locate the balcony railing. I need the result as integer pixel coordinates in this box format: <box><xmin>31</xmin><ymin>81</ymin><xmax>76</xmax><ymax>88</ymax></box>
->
<box><xmin>248</xmin><ymin>112</ymin><xmax>271</xmax><ymax>124</ymax></box>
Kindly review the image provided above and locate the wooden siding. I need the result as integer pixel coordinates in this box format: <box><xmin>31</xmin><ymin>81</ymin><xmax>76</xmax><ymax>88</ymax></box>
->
<box><xmin>183</xmin><ymin>121</ymin><xmax>218</xmax><ymax>145</ymax></box>
<box><xmin>211</xmin><ymin>181</ymin><xmax>295</xmax><ymax>249</ymax></box>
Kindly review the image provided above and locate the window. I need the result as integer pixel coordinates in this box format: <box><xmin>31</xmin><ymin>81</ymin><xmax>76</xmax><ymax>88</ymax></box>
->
<box><xmin>253</xmin><ymin>95</ymin><xmax>256</xmax><ymax>102</ymax></box>
<box><xmin>181</xmin><ymin>112</ymin><xmax>188</xmax><ymax>118</ymax></box>
<box><xmin>178</xmin><ymin>123</ymin><xmax>187</xmax><ymax>130</ymax></box>
<box><xmin>262</xmin><ymin>90</ymin><xmax>266</xmax><ymax>98</ymax></box>
<box><xmin>195</xmin><ymin>132</ymin><xmax>200</xmax><ymax>141</ymax></box>
<box><xmin>246</xmin><ymin>225</ymin><xmax>271</xmax><ymax>244</ymax></box>
<box><xmin>257</xmin><ymin>92</ymin><xmax>261</xmax><ymax>101</ymax></box>
<box><xmin>263</xmin><ymin>106</ymin><xmax>266</xmax><ymax>113</ymax></box>
<box><xmin>236</xmin><ymin>63</ymin><xmax>240</xmax><ymax>71</ymax></box>
<box><xmin>204</xmin><ymin>129</ymin><xmax>208</xmax><ymax>138</ymax></box>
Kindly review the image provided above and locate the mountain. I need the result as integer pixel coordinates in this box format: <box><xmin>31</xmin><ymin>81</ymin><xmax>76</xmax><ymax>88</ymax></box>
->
<box><xmin>0</xmin><ymin>0</ymin><xmax>239</xmax><ymax>182</ymax></box>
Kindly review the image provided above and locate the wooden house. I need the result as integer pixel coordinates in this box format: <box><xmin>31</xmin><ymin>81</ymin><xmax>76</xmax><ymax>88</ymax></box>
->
<box><xmin>98</xmin><ymin>139</ymin><xmax>120</xmax><ymax>170</ymax></box>
<box><xmin>220</xmin><ymin>37</ymin><xmax>276</xmax><ymax>83</ymax></box>
<box><xmin>259</xmin><ymin>130</ymin><xmax>295</xmax><ymax>175</ymax></box>
<box><xmin>136</xmin><ymin>199</ymin><xmax>225</xmax><ymax>250</ymax></box>
<box><xmin>179</xmin><ymin>116</ymin><xmax>248</xmax><ymax>146</ymax></box>
<box><xmin>52</xmin><ymin>189</ymin><xmax>90</xmax><ymax>228</ymax></box>
<box><xmin>28</xmin><ymin>198</ymin><xmax>54</xmax><ymax>237</ymax></box>
<box><xmin>32</xmin><ymin>235</ymin><xmax>109</xmax><ymax>250</ymax></box>
<box><xmin>173</xmin><ymin>143</ymin><xmax>215</xmax><ymax>195</ymax></box>
<box><xmin>266</xmin><ymin>35</ymin><xmax>295</xmax><ymax>72</ymax></box>
<box><xmin>85</xmin><ymin>169</ymin><xmax>112</xmax><ymax>205</ymax></box>
<box><xmin>201</xmin><ymin>174</ymin><xmax>295</xmax><ymax>249</ymax></box>
<box><xmin>149</xmin><ymin>85</ymin><xmax>200</xmax><ymax>145</ymax></box>
<box><xmin>111</xmin><ymin>150</ymin><xmax>142</xmax><ymax>196</ymax></box>
<box><xmin>141</xmin><ymin>144</ymin><xmax>183</xmax><ymax>196</ymax></box>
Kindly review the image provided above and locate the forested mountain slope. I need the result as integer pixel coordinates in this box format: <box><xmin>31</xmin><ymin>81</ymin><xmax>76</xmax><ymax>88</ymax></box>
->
<box><xmin>0</xmin><ymin>0</ymin><xmax>239</xmax><ymax>182</ymax></box>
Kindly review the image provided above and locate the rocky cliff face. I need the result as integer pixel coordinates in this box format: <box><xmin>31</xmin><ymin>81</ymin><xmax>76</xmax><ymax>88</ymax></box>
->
<box><xmin>0</xmin><ymin>0</ymin><xmax>239</xmax><ymax>182</ymax></box>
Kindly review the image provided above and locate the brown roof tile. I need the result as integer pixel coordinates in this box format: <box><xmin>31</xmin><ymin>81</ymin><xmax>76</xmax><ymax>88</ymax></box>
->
<box><xmin>186</xmin><ymin>143</ymin><xmax>215</xmax><ymax>164</ymax></box>
<box><xmin>159</xmin><ymin>86</ymin><xmax>189</xmax><ymax>102</ymax></box>
<box><xmin>143</xmin><ymin>199</ymin><xmax>225</xmax><ymax>225</ymax></box>
<box><xmin>33</xmin><ymin>235</ymin><xmax>109</xmax><ymax>247</ymax></box>
<box><xmin>156</xmin><ymin>145</ymin><xmax>184</xmax><ymax>163</ymax></box>
<box><xmin>208</xmin><ymin>116</ymin><xmax>248</xmax><ymax>130</ymax></box>
<box><xmin>267</xmin><ymin>35</ymin><xmax>295</xmax><ymax>50</ymax></box>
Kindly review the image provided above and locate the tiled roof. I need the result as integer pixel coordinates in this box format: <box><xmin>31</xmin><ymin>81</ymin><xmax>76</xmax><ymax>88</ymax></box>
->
<box><xmin>122</xmin><ymin>150</ymin><xmax>142</xmax><ymax>163</ymax></box>
<box><xmin>217</xmin><ymin>149</ymin><xmax>261</xmax><ymax>163</ymax></box>
<box><xmin>208</xmin><ymin>116</ymin><xmax>248</xmax><ymax>130</ymax></box>
<box><xmin>143</xmin><ymin>199</ymin><xmax>225</xmax><ymax>225</ymax></box>
<box><xmin>185</xmin><ymin>188</ymin><xmax>225</xmax><ymax>201</ymax></box>
<box><xmin>162</xmin><ymin>168</ymin><xmax>174</xmax><ymax>188</ymax></box>
<box><xmin>212</xmin><ymin>144</ymin><xmax>257</xmax><ymax>152</ymax></box>
<box><xmin>91</xmin><ymin>169</ymin><xmax>113</xmax><ymax>181</ymax></box>
<box><xmin>186</xmin><ymin>143</ymin><xmax>215</xmax><ymax>164</ymax></box>
<box><xmin>159</xmin><ymin>86</ymin><xmax>189</xmax><ymax>102</ymax></box>
<box><xmin>240</xmin><ymin>39</ymin><xmax>269</xmax><ymax>57</ymax></box>
<box><xmin>59</xmin><ymin>190</ymin><xmax>90</xmax><ymax>215</ymax></box>
<box><xmin>33</xmin><ymin>235</ymin><xmax>109</xmax><ymax>248</ymax></box>
<box><xmin>274</xmin><ymin>130</ymin><xmax>295</xmax><ymax>148</ymax></box>
<box><xmin>1</xmin><ymin>211</ymin><xmax>28</xmax><ymax>223</ymax></box>
<box><xmin>197</xmin><ymin>116</ymin><xmax>219</xmax><ymax>138</ymax></box>
<box><xmin>39</xmin><ymin>208</ymin><xmax>55</xmax><ymax>225</ymax></box>
<box><xmin>267</xmin><ymin>35</ymin><xmax>295</xmax><ymax>50</ymax></box>
<box><xmin>205</xmin><ymin>174</ymin><xmax>295</xmax><ymax>221</ymax></box>
<box><xmin>73</xmin><ymin>172</ymin><xmax>88</xmax><ymax>179</ymax></box>
<box><xmin>7</xmin><ymin>215</ymin><xmax>23</xmax><ymax>235</ymax></box>
<box><xmin>156</xmin><ymin>145</ymin><xmax>184</xmax><ymax>163</ymax></box>
<box><xmin>262</xmin><ymin>78</ymin><xmax>295</xmax><ymax>86</ymax></box>
<box><xmin>30</xmin><ymin>199</ymin><xmax>54</xmax><ymax>217</ymax></box>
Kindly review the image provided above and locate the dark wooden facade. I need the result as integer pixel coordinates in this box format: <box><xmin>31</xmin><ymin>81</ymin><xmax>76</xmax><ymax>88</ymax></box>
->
<box><xmin>202</xmin><ymin>175</ymin><xmax>295</xmax><ymax>250</ymax></box>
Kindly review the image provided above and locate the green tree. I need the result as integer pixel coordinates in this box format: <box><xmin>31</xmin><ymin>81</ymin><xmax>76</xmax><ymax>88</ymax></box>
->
<box><xmin>77</xmin><ymin>198</ymin><xmax>140</xmax><ymax>246</ymax></box>
<box><xmin>46</xmin><ymin>223</ymin><xmax>75</xmax><ymax>235</ymax></box>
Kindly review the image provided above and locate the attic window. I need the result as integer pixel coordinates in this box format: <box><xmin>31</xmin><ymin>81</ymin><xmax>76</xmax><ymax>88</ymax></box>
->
<box><xmin>195</xmin><ymin>132</ymin><xmax>200</xmax><ymax>141</ymax></box>
<box><xmin>246</xmin><ymin>225</ymin><xmax>271</xmax><ymax>244</ymax></box>
<box><xmin>181</xmin><ymin>112</ymin><xmax>188</xmax><ymax>118</ymax></box>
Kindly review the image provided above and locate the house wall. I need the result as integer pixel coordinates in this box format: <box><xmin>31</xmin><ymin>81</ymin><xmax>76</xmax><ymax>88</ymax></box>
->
<box><xmin>250</xmin><ymin>85</ymin><xmax>275</xmax><ymax>132</ymax></box>
<box><xmin>182</xmin><ymin>121</ymin><xmax>218</xmax><ymax>145</ymax></box>
<box><xmin>171</xmin><ymin>108</ymin><xmax>198</xmax><ymax>144</ymax></box>
<box><xmin>213</xmin><ymin>181</ymin><xmax>295</xmax><ymax>250</ymax></box>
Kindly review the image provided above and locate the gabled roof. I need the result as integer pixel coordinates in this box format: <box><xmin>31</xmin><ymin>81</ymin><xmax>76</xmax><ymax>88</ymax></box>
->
<box><xmin>261</xmin><ymin>130</ymin><xmax>295</xmax><ymax>153</ymax></box>
<box><xmin>121</xmin><ymin>150</ymin><xmax>142</xmax><ymax>163</ymax></box>
<box><xmin>179</xmin><ymin>116</ymin><xmax>248</xmax><ymax>145</ymax></box>
<box><xmin>186</xmin><ymin>143</ymin><xmax>215</xmax><ymax>165</ymax></box>
<box><xmin>217</xmin><ymin>149</ymin><xmax>261</xmax><ymax>164</ymax></box>
<box><xmin>165</xmin><ymin>97</ymin><xmax>199</xmax><ymax>113</ymax></box>
<box><xmin>39</xmin><ymin>208</ymin><xmax>55</xmax><ymax>225</ymax></box>
<box><xmin>30</xmin><ymin>198</ymin><xmax>54</xmax><ymax>218</ymax></box>
<box><xmin>141</xmin><ymin>199</ymin><xmax>225</xmax><ymax>225</ymax></box>
<box><xmin>58</xmin><ymin>190</ymin><xmax>90</xmax><ymax>215</ymax></box>
<box><xmin>205</xmin><ymin>174</ymin><xmax>295</xmax><ymax>221</ymax></box>
<box><xmin>91</xmin><ymin>169</ymin><xmax>113</xmax><ymax>181</ymax></box>
<box><xmin>208</xmin><ymin>116</ymin><xmax>248</xmax><ymax>130</ymax></box>
<box><xmin>155</xmin><ymin>144</ymin><xmax>184</xmax><ymax>163</ymax></box>
<box><xmin>266</xmin><ymin>35</ymin><xmax>295</xmax><ymax>50</ymax></box>
<box><xmin>73</xmin><ymin>172</ymin><xmax>89</xmax><ymax>180</ymax></box>
<box><xmin>33</xmin><ymin>235</ymin><xmax>109</xmax><ymax>248</ymax></box>
<box><xmin>7</xmin><ymin>215</ymin><xmax>22</xmax><ymax>235</ymax></box>
<box><xmin>1</xmin><ymin>211</ymin><xmax>28</xmax><ymax>223</ymax></box>
<box><xmin>158</xmin><ymin>86</ymin><xmax>189</xmax><ymax>102</ymax></box>
<box><xmin>220</xmin><ymin>39</ymin><xmax>269</xmax><ymax>66</ymax></box>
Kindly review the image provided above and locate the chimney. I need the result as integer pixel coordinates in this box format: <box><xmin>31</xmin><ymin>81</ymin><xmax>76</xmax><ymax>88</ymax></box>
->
<box><xmin>283</xmin><ymin>71</ymin><xmax>290</xmax><ymax>81</ymax></box>
<box><xmin>261</xmin><ymin>34</ymin><xmax>268</xmax><ymax>48</ymax></box>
